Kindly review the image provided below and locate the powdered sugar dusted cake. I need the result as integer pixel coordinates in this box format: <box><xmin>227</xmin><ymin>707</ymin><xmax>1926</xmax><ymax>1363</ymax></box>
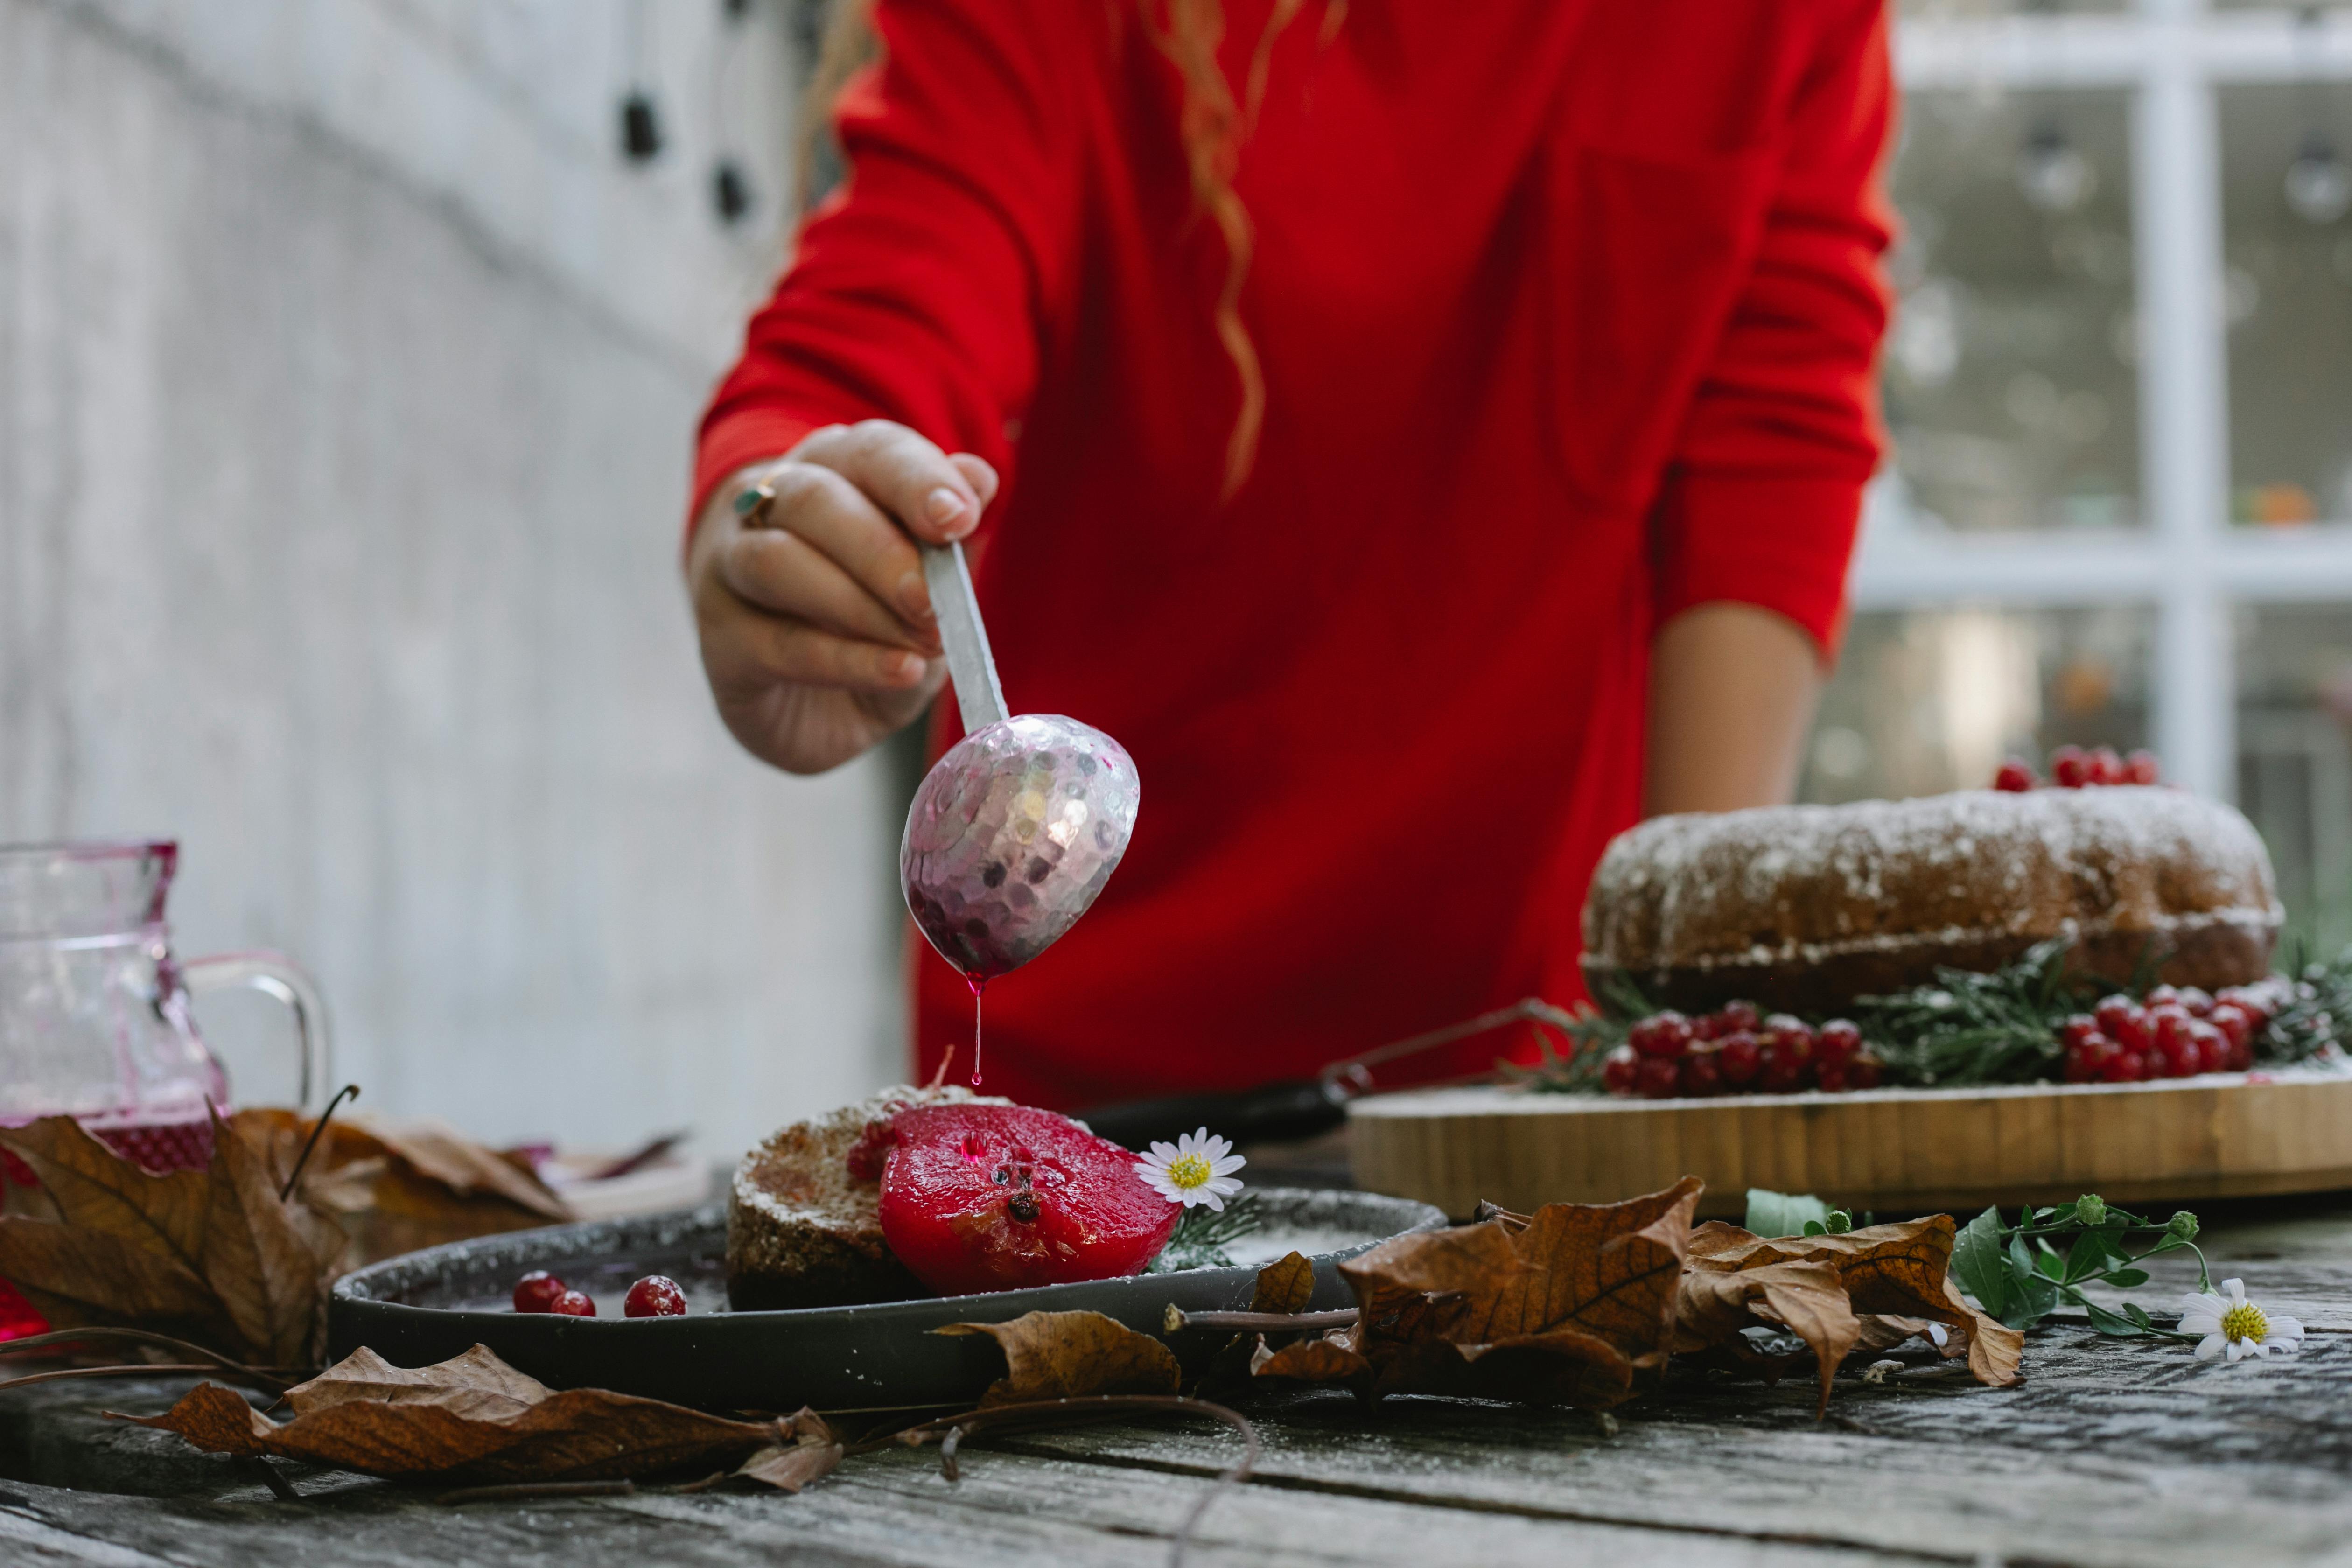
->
<box><xmin>727</xmin><ymin>1083</ymin><xmax>1008</xmax><ymax>1310</ymax></box>
<box><xmin>1581</xmin><ymin>787</ymin><xmax>2282</xmax><ymax>1017</ymax></box>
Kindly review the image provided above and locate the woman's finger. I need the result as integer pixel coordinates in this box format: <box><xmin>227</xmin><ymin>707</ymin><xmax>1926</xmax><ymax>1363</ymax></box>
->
<box><xmin>718</xmin><ymin>604</ymin><xmax>937</xmax><ymax>693</ymax></box>
<box><xmin>796</xmin><ymin>420</ymin><xmax>983</xmax><ymax>545</ymax></box>
<box><xmin>719</xmin><ymin>525</ymin><xmax>938</xmax><ymax>655</ymax></box>
<box><xmin>760</xmin><ymin>459</ymin><xmax>938</xmax><ymax>629</ymax></box>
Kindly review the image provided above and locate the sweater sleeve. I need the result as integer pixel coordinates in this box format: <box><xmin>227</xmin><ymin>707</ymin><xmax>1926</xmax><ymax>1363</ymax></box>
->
<box><xmin>1649</xmin><ymin>2</ymin><xmax>1895</xmax><ymax>659</ymax></box>
<box><xmin>690</xmin><ymin>0</ymin><xmax>1084</xmax><ymax>531</ymax></box>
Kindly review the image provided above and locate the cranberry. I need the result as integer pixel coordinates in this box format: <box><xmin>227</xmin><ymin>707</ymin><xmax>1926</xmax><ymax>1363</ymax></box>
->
<box><xmin>624</xmin><ymin>1275</ymin><xmax>688</xmax><ymax>1318</ymax></box>
<box><xmin>2104</xmin><ymin>1050</ymin><xmax>2148</xmax><ymax>1084</ymax></box>
<box><xmin>2145</xmin><ymin>984</ymin><xmax>2182</xmax><ymax>1009</ymax></box>
<box><xmin>2051</xmin><ymin>745</ymin><xmax>2092</xmax><ymax>788</ymax></box>
<box><xmin>2066</xmin><ymin>1032</ymin><xmax>2118</xmax><ymax>1083</ymax></box>
<box><xmin>2218</xmin><ymin>986</ymin><xmax>2273</xmax><ymax>1031</ymax></box>
<box><xmin>2177</xmin><ymin>987</ymin><xmax>2214</xmax><ymax>1019</ymax></box>
<box><xmin>1602</xmin><ymin>1045</ymin><xmax>1640</xmax><ymax>1095</ymax></box>
<box><xmin>2063</xmin><ymin>1048</ymin><xmax>2099</xmax><ymax>1085</ymax></box>
<box><xmin>2089</xmin><ymin>746</ymin><xmax>2125</xmax><ymax>785</ymax></box>
<box><xmin>1846</xmin><ymin>1053</ymin><xmax>1883</xmax><ymax>1090</ymax></box>
<box><xmin>2123</xmin><ymin>749</ymin><xmax>2161</xmax><ymax>785</ymax></box>
<box><xmin>1689</xmin><ymin>1012</ymin><xmax>1722</xmax><ymax>1042</ymax></box>
<box><xmin>513</xmin><ymin>1271</ymin><xmax>567</xmax><ymax>1314</ymax></box>
<box><xmin>1631</xmin><ymin>1013</ymin><xmax>1693</xmax><ymax>1060</ymax></box>
<box><xmin>2058</xmin><ymin>1014</ymin><xmax>2102</xmax><ymax>1052</ymax></box>
<box><xmin>1758</xmin><ymin>1041</ymin><xmax>1810</xmax><ymax>1093</ymax></box>
<box><xmin>1634</xmin><ymin>1057</ymin><xmax>1682</xmax><ymax>1099</ymax></box>
<box><xmin>1715</xmin><ymin>1000</ymin><xmax>1762</xmax><ymax>1035</ymax></box>
<box><xmin>2208</xmin><ymin>1000</ymin><xmax>2252</xmax><ymax>1047</ymax></box>
<box><xmin>1814</xmin><ymin>1020</ymin><xmax>1861</xmax><ymax>1067</ymax></box>
<box><xmin>1716</xmin><ymin>1030</ymin><xmax>1763</xmax><ymax>1087</ymax></box>
<box><xmin>2093</xmin><ymin>995</ymin><xmax>2149</xmax><ymax>1051</ymax></box>
<box><xmin>2226</xmin><ymin>1031</ymin><xmax>2256</xmax><ymax>1073</ymax></box>
<box><xmin>1678</xmin><ymin>1049</ymin><xmax>1723</xmax><ymax>1098</ymax></box>
<box><xmin>1993</xmin><ymin>759</ymin><xmax>2037</xmax><ymax>792</ymax></box>
<box><xmin>550</xmin><ymin>1289</ymin><xmax>596</xmax><ymax>1317</ymax></box>
<box><xmin>1815</xmin><ymin>1060</ymin><xmax>1850</xmax><ymax>1092</ymax></box>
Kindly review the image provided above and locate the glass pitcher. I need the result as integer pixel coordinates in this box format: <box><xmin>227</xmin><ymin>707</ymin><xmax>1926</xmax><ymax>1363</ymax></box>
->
<box><xmin>0</xmin><ymin>839</ymin><xmax>330</xmax><ymax>1172</ymax></box>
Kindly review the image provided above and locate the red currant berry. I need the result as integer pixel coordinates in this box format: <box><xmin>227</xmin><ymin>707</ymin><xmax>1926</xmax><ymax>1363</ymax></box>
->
<box><xmin>1992</xmin><ymin>759</ymin><xmax>2036</xmax><ymax>792</ymax></box>
<box><xmin>1678</xmin><ymin>1049</ymin><xmax>1723</xmax><ymax>1098</ymax></box>
<box><xmin>1634</xmin><ymin>1057</ymin><xmax>1682</xmax><ymax>1099</ymax></box>
<box><xmin>1649</xmin><ymin>1011</ymin><xmax>1694</xmax><ymax>1054</ymax></box>
<box><xmin>1629</xmin><ymin>1016</ymin><xmax>1684</xmax><ymax>1060</ymax></box>
<box><xmin>1602</xmin><ymin>1044</ymin><xmax>1640</xmax><ymax>1095</ymax></box>
<box><xmin>1815</xmin><ymin>1019</ymin><xmax>1863</xmax><ymax>1068</ymax></box>
<box><xmin>2058</xmin><ymin>1014</ymin><xmax>2101</xmax><ymax>1052</ymax></box>
<box><xmin>2064</xmin><ymin>1049</ymin><xmax>2098</xmax><ymax>1084</ymax></box>
<box><xmin>2051</xmin><ymin>745</ymin><xmax>2091</xmax><ymax>788</ymax></box>
<box><xmin>2145</xmin><ymin>984</ymin><xmax>2182</xmax><ymax>1008</ymax></box>
<box><xmin>513</xmin><ymin>1271</ymin><xmax>567</xmax><ymax>1314</ymax></box>
<box><xmin>2093</xmin><ymin>995</ymin><xmax>2149</xmax><ymax>1051</ymax></box>
<box><xmin>1716</xmin><ymin>1030</ymin><xmax>1762</xmax><ymax>1087</ymax></box>
<box><xmin>1846</xmin><ymin>1053</ymin><xmax>1883</xmax><ymax>1090</ymax></box>
<box><xmin>2226</xmin><ymin>1031</ymin><xmax>2256</xmax><ymax>1073</ymax></box>
<box><xmin>2176</xmin><ymin>987</ymin><xmax>2214</xmax><ymax>1019</ymax></box>
<box><xmin>550</xmin><ymin>1289</ymin><xmax>596</xmax><ymax>1317</ymax></box>
<box><xmin>1815</xmin><ymin>1060</ymin><xmax>1850</xmax><ymax>1092</ymax></box>
<box><xmin>2104</xmin><ymin>1050</ymin><xmax>2147</xmax><ymax>1084</ymax></box>
<box><xmin>1688</xmin><ymin>1012</ymin><xmax>1722</xmax><ymax>1042</ymax></box>
<box><xmin>2217</xmin><ymin>987</ymin><xmax>2272</xmax><ymax>1031</ymax></box>
<box><xmin>2187</xmin><ymin>1021</ymin><xmax>2227</xmax><ymax>1075</ymax></box>
<box><xmin>2123</xmin><ymin>749</ymin><xmax>2161</xmax><ymax>785</ymax></box>
<box><xmin>1715</xmin><ymin>1000</ymin><xmax>1762</xmax><ymax>1035</ymax></box>
<box><xmin>2208</xmin><ymin>1001</ymin><xmax>2253</xmax><ymax>1050</ymax></box>
<box><xmin>2089</xmin><ymin>746</ymin><xmax>2124</xmax><ymax>785</ymax></box>
<box><xmin>623</xmin><ymin>1275</ymin><xmax>688</xmax><ymax>1318</ymax></box>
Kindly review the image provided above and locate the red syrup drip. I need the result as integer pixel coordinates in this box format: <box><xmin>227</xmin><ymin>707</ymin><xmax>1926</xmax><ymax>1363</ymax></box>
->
<box><xmin>966</xmin><ymin>973</ymin><xmax>987</xmax><ymax>1087</ymax></box>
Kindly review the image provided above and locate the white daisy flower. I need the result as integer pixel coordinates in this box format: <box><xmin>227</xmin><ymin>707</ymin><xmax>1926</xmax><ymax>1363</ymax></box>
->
<box><xmin>2177</xmin><ymin>1278</ymin><xmax>2305</xmax><ymax>1363</ymax></box>
<box><xmin>1134</xmin><ymin>1127</ymin><xmax>1246</xmax><ymax>1211</ymax></box>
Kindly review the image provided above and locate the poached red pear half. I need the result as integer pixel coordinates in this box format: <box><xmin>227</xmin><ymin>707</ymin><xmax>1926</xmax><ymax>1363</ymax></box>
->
<box><xmin>875</xmin><ymin>1103</ymin><xmax>1180</xmax><ymax>1297</ymax></box>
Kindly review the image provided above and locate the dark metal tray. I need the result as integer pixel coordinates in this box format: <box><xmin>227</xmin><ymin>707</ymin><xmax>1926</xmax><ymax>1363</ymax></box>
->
<box><xmin>328</xmin><ymin>1187</ymin><xmax>1443</xmax><ymax>1412</ymax></box>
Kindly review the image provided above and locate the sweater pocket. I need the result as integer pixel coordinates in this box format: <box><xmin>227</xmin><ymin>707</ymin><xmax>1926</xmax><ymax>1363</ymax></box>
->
<box><xmin>1536</xmin><ymin>137</ymin><xmax>1778</xmax><ymax>515</ymax></box>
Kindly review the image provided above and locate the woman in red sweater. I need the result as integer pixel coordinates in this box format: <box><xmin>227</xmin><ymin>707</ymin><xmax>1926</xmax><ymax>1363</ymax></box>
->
<box><xmin>687</xmin><ymin>0</ymin><xmax>1895</xmax><ymax>1109</ymax></box>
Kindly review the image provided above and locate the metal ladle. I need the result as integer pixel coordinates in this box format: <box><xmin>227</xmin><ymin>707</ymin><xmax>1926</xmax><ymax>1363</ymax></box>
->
<box><xmin>899</xmin><ymin>542</ymin><xmax>1139</xmax><ymax>981</ymax></box>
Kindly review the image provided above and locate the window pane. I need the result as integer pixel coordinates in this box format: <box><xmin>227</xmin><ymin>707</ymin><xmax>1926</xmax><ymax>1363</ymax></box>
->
<box><xmin>2219</xmin><ymin>83</ymin><xmax>2352</xmax><ymax>526</ymax></box>
<box><xmin>1801</xmin><ymin>607</ymin><xmax>2155</xmax><ymax>804</ymax></box>
<box><xmin>2237</xmin><ymin>605</ymin><xmax>2352</xmax><ymax>952</ymax></box>
<box><xmin>1883</xmin><ymin>90</ymin><xmax>2141</xmax><ymax>532</ymax></box>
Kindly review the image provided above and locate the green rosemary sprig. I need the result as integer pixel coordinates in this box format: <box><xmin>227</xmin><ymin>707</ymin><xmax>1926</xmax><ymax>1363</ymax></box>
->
<box><xmin>1851</xmin><ymin>936</ymin><xmax>2095</xmax><ymax>1087</ymax></box>
<box><xmin>1147</xmin><ymin>1193</ymin><xmax>1266</xmax><ymax>1273</ymax></box>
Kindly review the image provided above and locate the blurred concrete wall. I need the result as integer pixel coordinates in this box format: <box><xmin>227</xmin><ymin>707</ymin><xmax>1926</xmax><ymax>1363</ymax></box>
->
<box><xmin>0</xmin><ymin>0</ymin><xmax>907</xmax><ymax>1155</ymax></box>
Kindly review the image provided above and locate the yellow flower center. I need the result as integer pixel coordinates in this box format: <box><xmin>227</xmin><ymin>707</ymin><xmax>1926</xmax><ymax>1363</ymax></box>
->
<box><xmin>2221</xmin><ymin>1301</ymin><xmax>2269</xmax><ymax>1344</ymax></box>
<box><xmin>1166</xmin><ymin>1153</ymin><xmax>1214</xmax><ymax>1190</ymax></box>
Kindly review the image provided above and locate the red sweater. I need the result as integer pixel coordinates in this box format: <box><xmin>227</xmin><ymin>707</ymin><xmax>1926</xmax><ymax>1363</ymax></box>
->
<box><xmin>697</xmin><ymin>0</ymin><xmax>1895</xmax><ymax>1108</ymax></box>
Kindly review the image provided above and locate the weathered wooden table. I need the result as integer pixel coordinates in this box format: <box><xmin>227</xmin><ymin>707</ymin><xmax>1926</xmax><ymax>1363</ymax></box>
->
<box><xmin>6</xmin><ymin>1190</ymin><xmax>2352</xmax><ymax>1568</ymax></box>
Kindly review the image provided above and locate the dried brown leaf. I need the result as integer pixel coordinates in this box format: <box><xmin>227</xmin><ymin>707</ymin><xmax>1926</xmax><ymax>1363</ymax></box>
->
<box><xmin>1250</xmin><ymin>1251</ymin><xmax>1316</xmax><ymax>1316</ymax></box>
<box><xmin>352</xmin><ymin>1116</ymin><xmax>568</xmax><ymax>1220</ymax></box>
<box><xmin>936</xmin><ymin>1310</ymin><xmax>1182</xmax><ymax>1407</ymax></box>
<box><xmin>1684</xmin><ymin>1217</ymin><xmax>2023</xmax><ymax>1389</ymax></box>
<box><xmin>1256</xmin><ymin>1179</ymin><xmax>1703</xmax><ymax>1409</ymax></box>
<box><xmin>0</xmin><ymin>1217</ymin><xmax>234</xmax><ymax>1343</ymax></box>
<box><xmin>120</xmin><ymin>1343</ymin><xmax>784</xmax><ymax>1483</ymax></box>
<box><xmin>200</xmin><ymin>1113</ymin><xmax>329</xmax><ymax>1368</ymax></box>
<box><xmin>733</xmin><ymin>1409</ymin><xmax>842</xmax><ymax>1492</ymax></box>
<box><xmin>0</xmin><ymin>1117</ymin><xmax>210</xmax><ymax>1272</ymax></box>
<box><xmin>1672</xmin><ymin>1260</ymin><xmax>1860</xmax><ymax>1415</ymax></box>
<box><xmin>283</xmin><ymin>1344</ymin><xmax>549</xmax><ymax>1421</ymax></box>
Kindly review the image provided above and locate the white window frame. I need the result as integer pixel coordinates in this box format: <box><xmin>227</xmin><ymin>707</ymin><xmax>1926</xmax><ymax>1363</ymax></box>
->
<box><xmin>1864</xmin><ymin>0</ymin><xmax>2352</xmax><ymax>800</ymax></box>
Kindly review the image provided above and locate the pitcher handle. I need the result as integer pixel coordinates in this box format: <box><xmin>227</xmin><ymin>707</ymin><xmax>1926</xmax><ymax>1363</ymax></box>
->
<box><xmin>180</xmin><ymin>952</ymin><xmax>335</xmax><ymax>1114</ymax></box>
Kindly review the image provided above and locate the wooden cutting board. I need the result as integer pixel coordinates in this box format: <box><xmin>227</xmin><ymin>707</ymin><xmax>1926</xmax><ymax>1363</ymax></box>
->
<box><xmin>1346</xmin><ymin>1070</ymin><xmax>2352</xmax><ymax>1219</ymax></box>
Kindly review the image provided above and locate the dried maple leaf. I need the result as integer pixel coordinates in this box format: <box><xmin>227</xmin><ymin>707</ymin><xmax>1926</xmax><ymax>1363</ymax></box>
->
<box><xmin>0</xmin><ymin>1114</ymin><xmax>333</xmax><ymax>1365</ymax></box>
<box><xmin>1256</xmin><ymin>1178</ymin><xmax>1702</xmax><ymax>1409</ymax></box>
<box><xmin>117</xmin><ymin>1342</ymin><xmax>792</xmax><ymax>1484</ymax></box>
<box><xmin>1671</xmin><ymin>1260</ymin><xmax>1860</xmax><ymax>1415</ymax></box>
<box><xmin>1681</xmin><ymin>1218</ymin><xmax>2023</xmax><ymax>1391</ymax></box>
<box><xmin>936</xmin><ymin>1310</ymin><xmax>1182</xmax><ymax>1407</ymax></box>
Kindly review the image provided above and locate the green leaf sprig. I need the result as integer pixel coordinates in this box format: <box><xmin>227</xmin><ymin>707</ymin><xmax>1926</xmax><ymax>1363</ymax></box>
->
<box><xmin>1146</xmin><ymin>1193</ymin><xmax>1266</xmax><ymax>1274</ymax></box>
<box><xmin>1852</xmin><ymin>937</ymin><xmax>2093</xmax><ymax>1087</ymax></box>
<box><xmin>1949</xmin><ymin>1194</ymin><xmax>2210</xmax><ymax>1337</ymax></box>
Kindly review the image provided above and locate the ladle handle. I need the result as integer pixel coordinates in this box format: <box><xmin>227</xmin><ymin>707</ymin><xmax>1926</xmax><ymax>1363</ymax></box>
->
<box><xmin>922</xmin><ymin>540</ymin><xmax>1008</xmax><ymax>735</ymax></box>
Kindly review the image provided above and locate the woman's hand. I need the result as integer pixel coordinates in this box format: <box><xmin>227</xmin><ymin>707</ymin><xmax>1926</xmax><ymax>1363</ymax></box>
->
<box><xmin>687</xmin><ymin>420</ymin><xmax>1000</xmax><ymax>775</ymax></box>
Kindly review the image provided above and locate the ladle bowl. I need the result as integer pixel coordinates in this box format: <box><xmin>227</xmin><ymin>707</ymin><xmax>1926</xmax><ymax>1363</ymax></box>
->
<box><xmin>901</xmin><ymin>714</ymin><xmax>1139</xmax><ymax>978</ymax></box>
<box><xmin>896</xmin><ymin>540</ymin><xmax>1139</xmax><ymax>979</ymax></box>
